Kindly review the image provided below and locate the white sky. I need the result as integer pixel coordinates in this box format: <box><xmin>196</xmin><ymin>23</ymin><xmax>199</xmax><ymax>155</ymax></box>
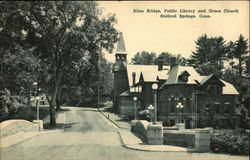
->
<box><xmin>98</xmin><ymin>1</ymin><xmax>249</xmax><ymax>63</ymax></box>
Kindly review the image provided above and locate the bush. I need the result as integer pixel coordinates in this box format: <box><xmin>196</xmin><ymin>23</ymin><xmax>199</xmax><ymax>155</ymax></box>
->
<box><xmin>10</xmin><ymin>105</ymin><xmax>36</xmax><ymax>121</ymax></box>
<box><xmin>211</xmin><ymin>130</ymin><xmax>249</xmax><ymax>155</ymax></box>
<box><xmin>0</xmin><ymin>89</ymin><xmax>36</xmax><ymax>122</ymax></box>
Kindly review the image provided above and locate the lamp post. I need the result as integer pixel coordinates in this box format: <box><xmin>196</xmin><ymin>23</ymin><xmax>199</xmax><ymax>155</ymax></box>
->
<box><xmin>148</xmin><ymin>104</ymin><xmax>154</xmax><ymax>123</ymax></box>
<box><xmin>176</xmin><ymin>102</ymin><xmax>184</xmax><ymax>123</ymax></box>
<box><xmin>133</xmin><ymin>97</ymin><xmax>137</xmax><ymax>120</ymax></box>
<box><xmin>36</xmin><ymin>96</ymin><xmax>40</xmax><ymax>120</ymax></box>
<box><xmin>152</xmin><ymin>83</ymin><xmax>158</xmax><ymax>124</ymax></box>
<box><xmin>33</xmin><ymin>82</ymin><xmax>40</xmax><ymax>120</ymax></box>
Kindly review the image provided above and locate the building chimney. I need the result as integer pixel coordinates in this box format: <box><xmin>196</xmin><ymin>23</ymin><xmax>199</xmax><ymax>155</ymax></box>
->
<box><xmin>158</xmin><ymin>59</ymin><xmax>164</xmax><ymax>71</ymax></box>
<box><xmin>170</xmin><ymin>57</ymin><xmax>177</xmax><ymax>69</ymax></box>
<box><xmin>132</xmin><ymin>72</ymin><xmax>136</xmax><ymax>86</ymax></box>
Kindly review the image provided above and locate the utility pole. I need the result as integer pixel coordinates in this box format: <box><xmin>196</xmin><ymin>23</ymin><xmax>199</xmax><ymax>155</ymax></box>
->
<box><xmin>90</xmin><ymin>50</ymin><xmax>102</xmax><ymax>111</ymax></box>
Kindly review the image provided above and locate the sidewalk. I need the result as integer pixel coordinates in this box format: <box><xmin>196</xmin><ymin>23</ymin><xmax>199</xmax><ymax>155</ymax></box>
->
<box><xmin>99</xmin><ymin>108</ymin><xmax>191</xmax><ymax>152</ymax></box>
<box><xmin>1</xmin><ymin>111</ymin><xmax>66</xmax><ymax>148</ymax></box>
<box><xmin>100</xmin><ymin>109</ymin><xmax>131</xmax><ymax>130</ymax></box>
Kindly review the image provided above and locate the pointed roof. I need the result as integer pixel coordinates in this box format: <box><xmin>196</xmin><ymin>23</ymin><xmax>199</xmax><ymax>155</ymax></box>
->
<box><xmin>162</xmin><ymin>65</ymin><xmax>199</xmax><ymax>86</ymax></box>
<box><xmin>199</xmin><ymin>74</ymin><xmax>225</xmax><ymax>86</ymax></box>
<box><xmin>116</xmin><ymin>32</ymin><xmax>127</xmax><ymax>55</ymax></box>
<box><xmin>221</xmin><ymin>80</ymin><xmax>239</xmax><ymax>95</ymax></box>
<box><xmin>126</xmin><ymin>64</ymin><xmax>169</xmax><ymax>92</ymax></box>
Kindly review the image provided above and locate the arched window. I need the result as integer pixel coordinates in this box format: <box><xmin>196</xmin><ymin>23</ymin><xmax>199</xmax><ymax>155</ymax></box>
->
<box><xmin>170</xmin><ymin>97</ymin><xmax>175</xmax><ymax>113</ymax></box>
<box><xmin>186</xmin><ymin>97</ymin><xmax>191</xmax><ymax>113</ymax></box>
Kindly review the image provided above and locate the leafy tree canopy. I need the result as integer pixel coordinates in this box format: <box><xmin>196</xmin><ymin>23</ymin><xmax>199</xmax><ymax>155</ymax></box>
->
<box><xmin>0</xmin><ymin>1</ymin><xmax>118</xmax><ymax>126</ymax></box>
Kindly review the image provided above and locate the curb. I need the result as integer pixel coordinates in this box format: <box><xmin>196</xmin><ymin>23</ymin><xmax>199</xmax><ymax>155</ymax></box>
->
<box><xmin>99</xmin><ymin>111</ymin><xmax>130</xmax><ymax>130</ymax></box>
<box><xmin>117</xmin><ymin>131</ymin><xmax>125</xmax><ymax>147</ymax></box>
<box><xmin>117</xmin><ymin>130</ymin><xmax>193</xmax><ymax>153</ymax></box>
<box><xmin>99</xmin><ymin>111</ymin><xmax>121</xmax><ymax>128</ymax></box>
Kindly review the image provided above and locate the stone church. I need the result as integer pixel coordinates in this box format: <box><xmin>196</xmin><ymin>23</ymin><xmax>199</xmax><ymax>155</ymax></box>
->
<box><xmin>113</xmin><ymin>32</ymin><xmax>239</xmax><ymax>129</ymax></box>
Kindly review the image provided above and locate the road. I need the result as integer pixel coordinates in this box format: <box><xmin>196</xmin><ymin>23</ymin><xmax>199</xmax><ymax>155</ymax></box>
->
<box><xmin>1</xmin><ymin>107</ymin><xmax>248</xmax><ymax>160</ymax></box>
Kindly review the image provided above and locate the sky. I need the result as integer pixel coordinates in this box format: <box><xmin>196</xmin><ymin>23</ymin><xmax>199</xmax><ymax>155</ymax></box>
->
<box><xmin>98</xmin><ymin>1</ymin><xmax>249</xmax><ymax>63</ymax></box>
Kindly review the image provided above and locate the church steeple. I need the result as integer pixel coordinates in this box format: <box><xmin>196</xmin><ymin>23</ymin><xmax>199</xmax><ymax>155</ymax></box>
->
<box><xmin>116</xmin><ymin>32</ymin><xmax>127</xmax><ymax>55</ymax></box>
<box><xmin>113</xmin><ymin>32</ymin><xmax>127</xmax><ymax>72</ymax></box>
<box><xmin>115</xmin><ymin>32</ymin><xmax>127</xmax><ymax>61</ymax></box>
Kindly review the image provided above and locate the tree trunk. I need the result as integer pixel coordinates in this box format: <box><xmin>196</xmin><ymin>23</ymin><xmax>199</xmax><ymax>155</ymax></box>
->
<box><xmin>49</xmin><ymin>71</ymin><xmax>63</xmax><ymax>127</ymax></box>
<box><xmin>56</xmin><ymin>86</ymin><xmax>62</xmax><ymax>111</ymax></box>
<box><xmin>49</xmin><ymin>88</ymin><xmax>57</xmax><ymax>127</ymax></box>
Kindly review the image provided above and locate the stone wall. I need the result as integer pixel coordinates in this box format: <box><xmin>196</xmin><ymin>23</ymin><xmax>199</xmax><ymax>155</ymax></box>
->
<box><xmin>163</xmin><ymin>130</ymin><xmax>195</xmax><ymax>148</ymax></box>
<box><xmin>132</xmin><ymin>120</ymin><xmax>149</xmax><ymax>139</ymax></box>
<box><xmin>0</xmin><ymin>120</ymin><xmax>39</xmax><ymax>138</ymax></box>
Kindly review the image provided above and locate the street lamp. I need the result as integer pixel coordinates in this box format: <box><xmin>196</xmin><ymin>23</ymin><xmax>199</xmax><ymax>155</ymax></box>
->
<box><xmin>133</xmin><ymin>97</ymin><xmax>137</xmax><ymax>120</ymax></box>
<box><xmin>148</xmin><ymin>104</ymin><xmax>154</xmax><ymax>123</ymax></box>
<box><xmin>152</xmin><ymin>83</ymin><xmax>158</xmax><ymax>124</ymax></box>
<box><xmin>36</xmin><ymin>96</ymin><xmax>40</xmax><ymax>120</ymax></box>
<box><xmin>176</xmin><ymin>102</ymin><xmax>184</xmax><ymax>123</ymax></box>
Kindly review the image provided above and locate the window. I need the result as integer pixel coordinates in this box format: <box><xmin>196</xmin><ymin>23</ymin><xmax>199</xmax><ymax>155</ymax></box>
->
<box><xmin>182</xmin><ymin>75</ymin><xmax>188</xmax><ymax>82</ymax></box>
<box><xmin>225</xmin><ymin>102</ymin><xmax>230</xmax><ymax>114</ymax></box>
<box><xmin>186</xmin><ymin>98</ymin><xmax>191</xmax><ymax>113</ymax></box>
<box><xmin>197</xmin><ymin>104</ymin><xmax>201</xmax><ymax>113</ymax></box>
<box><xmin>215</xmin><ymin>102</ymin><xmax>220</xmax><ymax>113</ymax></box>
<box><xmin>170</xmin><ymin>97</ymin><xmax>175</xmax><ymax>113</ymax></box>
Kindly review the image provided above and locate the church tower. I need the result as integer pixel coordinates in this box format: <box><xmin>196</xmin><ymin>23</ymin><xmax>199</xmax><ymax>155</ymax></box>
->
<box><xmin>113</xmin><ymin>32</ymin><xmax>129</xmax><ymax>113</ymax></box>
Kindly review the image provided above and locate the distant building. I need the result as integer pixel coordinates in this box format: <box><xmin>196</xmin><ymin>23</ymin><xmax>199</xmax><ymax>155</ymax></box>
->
<box><xmin>30</xmin><ymin>93</ymin><xmax>49</xmax><ymax>106</ymax></box>
<box><xmin>113</xmin><ymin>32</ymin><xmax>239</xmax><ymax>129</ymax></box>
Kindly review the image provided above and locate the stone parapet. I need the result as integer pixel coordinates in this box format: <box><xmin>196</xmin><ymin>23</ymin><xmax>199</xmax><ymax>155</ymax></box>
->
<box><xmin>0</xmin><ymin>120</ymin><xmax>39</xmax><ymax>138</ymax></box>
<box><xmin>147</xmin><ymin>123</ymin><xmax>163</xmax><ymax>145</ymax></box>
<box><xmin>175</xmin><ymin>123</ymin><xmax>185</xmax><ymax>130</ymax></box>
<box><xmin>32</xmin><ymin>120</ymin><xmax>44</xmax><ymax>131</ymax></box>
<box><xmin>195</xmin><ymin>129</ymin><xmax>211</xmax><ymax>152</ymax></box>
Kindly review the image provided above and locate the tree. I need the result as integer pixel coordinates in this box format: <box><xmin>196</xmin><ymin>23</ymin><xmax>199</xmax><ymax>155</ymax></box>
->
<box><xmin>0</xmin><ymin>1</ymin><xmax>118</xmax><ymax>126</ymax></box>
<box><xmin>188</xmin><ymin>34</ymin><xmax>229</xmax><ymax>77</ymax></box>
<box><xmin>156</xmin><ymin>52</ymin><xmax>187</xmax><ymax>66</ymax></box>
<box><xmin>0</xmin><ymin>45</ymin><xmax>40</xmax><ymax>106</ymax></box>
<box><xmin>132</xmin><ymin>51</ymin><xmax>156</xmax><ymax>65</ymax></box>
<box><xmin>57</xmin><ymin>52</ymin><xmax>114</xmax><ymax>108</ymax></box>
<box><xmin>231</xmin><ymin>34</ymin><xmax>249</xmax><ymax>78</ymax></box>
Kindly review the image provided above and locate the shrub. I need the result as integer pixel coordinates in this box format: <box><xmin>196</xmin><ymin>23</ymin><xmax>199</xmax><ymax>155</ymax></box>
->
<box><xmin>211</xmin><ymin>130</ymin><xmax>249</xmax><ymax>155</ymax></box>
<box><xmin>0</xmin><ymin>89</ymin><xmax>36</xmax><ymax>122</ymax></box>
<box><xmin>10</xmin><ymin>105</ymin><xmax>36</xmax><ymax>121</ymax></box>
<box><xmin>0</xmin><ymin>89</ymin><xmax>18</xmax><ymax>121</ymax></box>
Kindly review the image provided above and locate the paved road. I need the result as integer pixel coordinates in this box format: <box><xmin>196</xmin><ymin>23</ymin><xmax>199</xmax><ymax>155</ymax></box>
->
<box><xmin>1</xmin><ymin>107</ymin><xmax>248</xmax><ymax>160</ymax></box>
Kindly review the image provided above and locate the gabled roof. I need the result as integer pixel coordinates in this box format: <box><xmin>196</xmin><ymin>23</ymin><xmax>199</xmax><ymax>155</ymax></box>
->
<box><xmin>199</xmin><ymin>74</ymin><xmax>225</xmax><ymax>86</ymax></box>
<box><xmin>116</xmin><ymin>32</ymin><xmax>127</xmax><ymax>55</ymax></box>
<box><xmin>140</xmin><ymin>71</ymin><xmax>159</xmax><ymax>82</ymax></box>
<box><xmin>162</xmin><ymin>65</ymin><xmax>199</xmax><ymax>86</ymax></box>
<box><xmin>127</xmin><ymin>64</ymin><xmax>169</xmax><ymax>92</ymax></box>
<box><xmin>220</xmin><ymin>80</ymin><xmax>239</xmax><ymax>95</ymax></box>
<box><xmin>178</xmin><ymin>70</ymin><xmax>190</xmax><ymax>77</ymax></box>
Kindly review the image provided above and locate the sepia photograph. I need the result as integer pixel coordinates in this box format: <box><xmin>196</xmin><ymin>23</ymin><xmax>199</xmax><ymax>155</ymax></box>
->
<box><xmin>0</xmin><ymin>1</ymin><xmax>249</xmax><ymax>160</ymax></box>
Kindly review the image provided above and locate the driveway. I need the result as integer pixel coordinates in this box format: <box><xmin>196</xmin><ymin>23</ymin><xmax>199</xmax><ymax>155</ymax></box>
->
<box><xmin>1</xmin><ymin>107</ymin><xmax>248</xmax><ymax>160</ymax></box>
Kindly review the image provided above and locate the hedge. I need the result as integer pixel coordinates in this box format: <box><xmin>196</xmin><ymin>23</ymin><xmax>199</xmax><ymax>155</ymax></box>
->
<box><xmin>211</xmin><ymin>130</ymin><xmax>249</xmax><ymax>155</ymax></box>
